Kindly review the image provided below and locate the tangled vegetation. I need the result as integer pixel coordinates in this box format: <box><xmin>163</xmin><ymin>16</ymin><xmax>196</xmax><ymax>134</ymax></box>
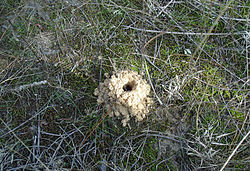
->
<box><xmin>0</xmin><ymin>0</ymin><xmax>249</xmax><ymax>170</ymax></box>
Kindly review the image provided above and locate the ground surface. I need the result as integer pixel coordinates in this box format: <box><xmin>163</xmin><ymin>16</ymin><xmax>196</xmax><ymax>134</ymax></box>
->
<box><xmin>0</xmin><ymin>0</ymin><xmax>249</xmax><ymax>170</ymax></box>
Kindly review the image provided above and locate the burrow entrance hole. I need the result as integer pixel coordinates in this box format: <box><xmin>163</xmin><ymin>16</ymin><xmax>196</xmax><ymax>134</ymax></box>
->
<box><xmin>123</xmin><ymin>80</ymin><xmax>137</xmax><ymax>92</ymax></box>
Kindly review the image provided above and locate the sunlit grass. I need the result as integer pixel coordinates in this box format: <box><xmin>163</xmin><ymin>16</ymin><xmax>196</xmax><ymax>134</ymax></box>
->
<box><xmin>0</xmin><ymin>0</ymin><xmax>248</xmax><ymax>170</ymax></box>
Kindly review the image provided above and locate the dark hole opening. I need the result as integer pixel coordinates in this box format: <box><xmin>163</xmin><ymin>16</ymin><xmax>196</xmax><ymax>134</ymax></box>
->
<box><xmin>123</xmin><ymin>81</ymin><xmax>136</xmax><ymax>92</ymax></box>
<box><xmin>123</xmin><ymin>84</ymin><xmax>133</xmax><ymax>91</ymax></box>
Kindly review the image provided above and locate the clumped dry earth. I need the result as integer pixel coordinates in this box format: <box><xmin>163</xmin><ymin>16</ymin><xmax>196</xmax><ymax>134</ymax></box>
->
<box><xmin>94</xmin><ymin>70</ymin><xmax>152</xmax><ymax>126</ymax></box>
<box><xmin>0</xmin><ymin>0</ymin><xmax>249</xmax><ymax>170</ymax></box>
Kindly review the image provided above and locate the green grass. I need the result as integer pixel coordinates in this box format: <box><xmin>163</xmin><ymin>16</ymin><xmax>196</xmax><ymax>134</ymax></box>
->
<box><xmin>0</xmin><ymin>0</ymin><xmax>249</xmax><ymax>170</ymax></box>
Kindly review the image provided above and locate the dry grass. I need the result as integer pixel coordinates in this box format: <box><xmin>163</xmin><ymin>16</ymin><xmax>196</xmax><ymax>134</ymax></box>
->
<box><xmin>0</xmin><ymin>0</ymin><xmax>249</xmax><ymax>170</ymax></box>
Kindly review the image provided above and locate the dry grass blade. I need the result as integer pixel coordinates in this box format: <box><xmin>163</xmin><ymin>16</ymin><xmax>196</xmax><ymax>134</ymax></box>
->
<box><xmin>190</xmin><ymin>0</ymin><xmax>235</xmax><ymax>64</ymax></box>
<box><xmin>220</xmin><ymin>131</ymin><xmax>250</xmax><ymax>171</ymax></box>
<box><xmin>0</xmin><ymin>118</ymin><xmax>49</xmax><ymax>170</ymax></box>
<box><xmin>78</xmin><ymin>108</ymin><xmax>110</xmax><ymax>150</ymax></box>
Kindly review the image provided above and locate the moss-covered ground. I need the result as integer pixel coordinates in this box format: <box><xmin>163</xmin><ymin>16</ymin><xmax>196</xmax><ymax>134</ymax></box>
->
<box><xmin>0</xmin><ymin>0</ymin><xmax>249</xmax><ymax>170</ymax></box>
